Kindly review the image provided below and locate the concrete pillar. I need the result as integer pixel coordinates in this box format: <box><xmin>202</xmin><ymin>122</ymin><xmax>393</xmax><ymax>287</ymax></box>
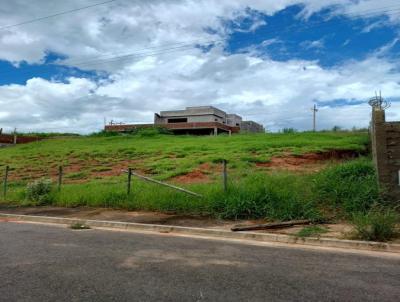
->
<box><xmin>371</xmin><ymin>109</ymin><xmax>388</xmax><ymax>186</ymax></box>
<box><xmin>214</xmin><ymin>128</ymin><xmax>218</xmax><ymax>136</ymax></box>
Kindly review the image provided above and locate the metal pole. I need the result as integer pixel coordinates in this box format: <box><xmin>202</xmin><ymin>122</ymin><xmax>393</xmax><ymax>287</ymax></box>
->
<box><xmin>3</xmin><ymin>165</ymin><xmax>9</xmax><ymax>199</ymax></box>
<box><xmin>58</xmin><ymin>166</ymin><xmax>63</xmax><ymax>191</ymax></box>
<box><xmin>223</xmin><ymin>160</ymin><xmax>228</xmax><ymax>192</ymax></box>
<box><xmin>127</xmin><ymin>168</ymin><xmax>132</xmax><ymax>195</ymax></box>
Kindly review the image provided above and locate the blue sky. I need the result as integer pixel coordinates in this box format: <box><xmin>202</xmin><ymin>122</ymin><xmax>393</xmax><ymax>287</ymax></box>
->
<box><xmin>227</xmin><ymin>4</ymin><xmax>399</xmax><ymax>67</ymax></box>
<box><xmin>0</xmin><ymin>0</ymin><xmax>399</xmax><ymax>133</ymax></box>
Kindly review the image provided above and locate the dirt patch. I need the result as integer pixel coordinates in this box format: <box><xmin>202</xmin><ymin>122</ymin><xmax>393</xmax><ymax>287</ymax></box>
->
<box><xmin>257</xmin><ymin>149</ymin><xmax>360</xmax><ymax>172</ymax></box>
<box><xmin>172</xmin><ymin>170</ymin><xmax>210</xmax><ymax>184</ymax></box>
<box><xmin>170</xmin><ymin>162</ymin><xmax>218</xmax><ymax>184</ymax></box>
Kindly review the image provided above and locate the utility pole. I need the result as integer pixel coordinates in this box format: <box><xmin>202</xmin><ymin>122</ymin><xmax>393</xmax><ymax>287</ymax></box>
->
<box><xmin>13</xmin><ymin>127</ymin><xmax>17</xmax><ymax>145</ymax></box>
<box><xmin>311</xmin><ymin>104</ymin><xmax>318</xmax><ymax>132</ymax></box>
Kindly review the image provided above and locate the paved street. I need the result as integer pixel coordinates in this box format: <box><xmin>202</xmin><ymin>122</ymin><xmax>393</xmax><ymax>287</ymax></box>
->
<box><xmin>0</xmin><ymin>222</ymin><xmax>399</xmax><ymax>302</ymax></box>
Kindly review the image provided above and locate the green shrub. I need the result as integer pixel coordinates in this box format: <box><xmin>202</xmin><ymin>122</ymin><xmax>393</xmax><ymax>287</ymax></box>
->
<box><xmin>351</xmin><ymin>207</ymin><xmax>399</xmax><ymax>242</ymax></box>
<box><xmin>26</xmin><ymin>178</ymin><xmax>53</xmax><ymax>205</ymax></box>
<box><xmin>313</xmin><ymin>159</ymin><xmax>380</xmax><ymax>215</ymax></box>
<box><xmin>136</xmin><ymin>127</ymin><xmax>172</xmax><ymax>137</ymax></box>
<box><xmin>89</xmin><ymin>130</ymin><xmax>120</xmax><ymax>137</ymax></box>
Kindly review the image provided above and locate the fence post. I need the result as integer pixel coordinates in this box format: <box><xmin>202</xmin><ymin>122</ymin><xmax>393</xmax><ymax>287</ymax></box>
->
<box><xmin>127</xmin><ymin>168</ymin><xmax>132</xmax><ymax>195</ymax></box>
<box><xmin>3</xmin><ymin>165</ymin><xmax>9</xmax><ymax>199</ymax></box>
<box><xmin>58</xmin><ymin>166</ymin><xmax>63</xmax><ymax>191</ymax></box>
<box><xmin>222</xmin><ymin>159</ymin><xmax>228</xmax><ymax>192</ymax></box>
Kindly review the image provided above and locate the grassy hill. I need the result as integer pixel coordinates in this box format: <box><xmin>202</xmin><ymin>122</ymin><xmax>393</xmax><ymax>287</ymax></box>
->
<box><xmin>1</xmin><ymin>131</ymin><xmax>368</xmax><ymax>181</ymax></box>
<box><xmin>0</xmin><ymin>131</ymin><xmax>378</xmax><ymax>221</ymax></box>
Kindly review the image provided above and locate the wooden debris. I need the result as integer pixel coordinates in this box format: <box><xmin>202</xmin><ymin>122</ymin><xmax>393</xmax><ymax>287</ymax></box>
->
<box><xmin>231</xmin><ymin>219</ymin><xmax>312</xmax><ymax>232</ymax></box>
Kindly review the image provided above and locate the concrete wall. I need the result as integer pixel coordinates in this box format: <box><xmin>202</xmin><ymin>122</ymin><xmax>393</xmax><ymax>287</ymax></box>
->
<box><xmin>156</xmin><ymin>106</ymin><xmax>227</xmax><ymax>125</ymax></box>
<box><xmin>241</xmin><ymin>121</ymin><xmax>265</xmax><ymax>133</ymax></box>
<box><xmin>371</xmin><ymin>108</ymin><xmax>400</xmax><ymax>201</ymax></box>
<box><xmin>226</xmin><ymin>114</ymin><xmax>242</xmax><ymax>126</ymax></box>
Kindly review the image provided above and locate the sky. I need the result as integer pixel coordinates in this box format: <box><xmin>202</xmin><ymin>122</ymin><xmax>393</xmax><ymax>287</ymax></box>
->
<box><xmin>0</xmin><ymin>0</ymin><xmax>399</xmax><ymax>133</ymax></box>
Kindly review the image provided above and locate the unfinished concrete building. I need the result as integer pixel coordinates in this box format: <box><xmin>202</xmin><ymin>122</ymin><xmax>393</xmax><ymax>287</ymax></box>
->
<box><xmin>105</xmin><ymin>106</ymin><xmax>264</xmax><ymax>135</ymax></box>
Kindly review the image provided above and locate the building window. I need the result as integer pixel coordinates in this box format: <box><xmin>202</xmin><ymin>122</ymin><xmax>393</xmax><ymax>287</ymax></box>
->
<box><xmin>168</xmin><ymin>118</ymin><xmax>188</xmax><ymax>123</ymax></box>
<box><xmin>236</xmin><ymin>123</ymin><xmax>240</xmax><ymax>126</ymax></box>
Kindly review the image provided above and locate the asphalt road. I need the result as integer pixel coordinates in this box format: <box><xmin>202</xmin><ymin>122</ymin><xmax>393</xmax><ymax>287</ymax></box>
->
<box><xmin>0</xmin><ymin>222</ymin><xmax>399</xmax><ymax>302</ymax></box>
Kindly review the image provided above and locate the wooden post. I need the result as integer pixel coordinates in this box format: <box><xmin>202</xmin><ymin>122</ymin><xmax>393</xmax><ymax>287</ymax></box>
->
<box><xmin>127</xmin><ymin>168</ymin><xmax>132</xmax><ymax>195</ymax></box>
<box><xmin>3</xmin><ymin>165</ymin><xmax>9</xmax><ymax>199</ymax></box>
<box><xmin>222</xmin><ymin>159</ymin><xmax>228</xmax><ymax>192</ymax></box>
<box><xmin>58</xmin><ymin>166</ymin><xmax>63</xmax><ymax>191</ymax></box>
<box><xmin>13</xmin><ymin>128</ymin><xmax>17</xmax><ymax>145</ymax></box>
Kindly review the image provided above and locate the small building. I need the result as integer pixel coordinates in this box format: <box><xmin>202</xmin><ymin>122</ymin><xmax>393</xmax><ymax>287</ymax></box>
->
<box><xmin>105</xmin><ymin>106</ymin><xmax>264</xmax><ymax>135</ymax></box>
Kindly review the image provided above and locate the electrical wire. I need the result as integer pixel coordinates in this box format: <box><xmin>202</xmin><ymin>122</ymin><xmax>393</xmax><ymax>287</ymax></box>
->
<box><xmin>0</xmin><ymin>0</ymin><xmax>117</xmax><ymax>31</ymax></box>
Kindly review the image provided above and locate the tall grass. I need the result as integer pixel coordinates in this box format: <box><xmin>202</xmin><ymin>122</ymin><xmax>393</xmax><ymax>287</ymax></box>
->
<box><xmin>312</xmin><ymin>159</ymin><xmax>380</xmax><ymax>216</ymax></box>
<box><xmin>1</xmin><ymin>157</ymin><xmax>386</xmax><ymax>224</ymax></box>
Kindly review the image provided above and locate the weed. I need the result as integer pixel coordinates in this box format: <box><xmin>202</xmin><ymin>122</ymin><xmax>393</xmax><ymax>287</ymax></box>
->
<box><xmin>70</xmin><ymin>223</ymin><xmax>91</xmax><ymax>230</ymax></box>
<box><xmin>296</xmin><ymin>225</ymin><xmax>328</xmax><ymax>238</ymax></box>
<box><xmin>351</xmin><ymin>207</ymin><xmax>399</xmax><ymax>242</ymax></box>
<box><xmin>26</xmin><ymin>178</ymin><xmax>53</xmax><ymax>205</ymax></box>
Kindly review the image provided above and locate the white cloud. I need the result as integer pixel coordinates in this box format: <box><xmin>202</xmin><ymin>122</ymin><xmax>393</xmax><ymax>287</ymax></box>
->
<box><xmin>0</xmin><ymin>0</ymin><xmax>399</xmax><ymax>133</ymax></box>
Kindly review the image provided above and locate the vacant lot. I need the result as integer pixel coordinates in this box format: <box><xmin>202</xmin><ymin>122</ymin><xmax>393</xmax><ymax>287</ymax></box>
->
<box><xmin>0</xmin><ymin>131</ymin><xmax>382</xmax><ymax>224</ymax></box>
<box><xmin>0</xmin><ymin>131</ymin><xmax>368</xmax><ymax>182</ymax></box>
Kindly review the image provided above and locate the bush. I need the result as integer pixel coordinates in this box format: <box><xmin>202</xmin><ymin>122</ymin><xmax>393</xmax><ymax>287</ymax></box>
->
<box><xmin>313</xmin><ymin>159</ymin><xmax>380</xmax><ymax>215</ymax></box>
<box><xmin>351</xmin><ymin>207</ymin><xmax>399</xmax><ymax>242</ymax></box>
<box><xmin>88</xmin><ymin>130</ymin><xmax>120</xmax><ymax>137</ymax></box>
<box><xmin>136</xmin><ymin>127</ymin><xmax>172</xmax><ymax>137</ymax></box>
<box><xmin>26</xmin><ymin>178</ymin><xmax>53</xmax><ymax>205</ymax></box>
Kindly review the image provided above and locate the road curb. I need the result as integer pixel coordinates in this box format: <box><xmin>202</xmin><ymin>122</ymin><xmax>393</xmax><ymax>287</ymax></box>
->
<box><xmin>1</xmin><ymin>213</ymin><xmax>399</xmax><ymax>253</ymax></box>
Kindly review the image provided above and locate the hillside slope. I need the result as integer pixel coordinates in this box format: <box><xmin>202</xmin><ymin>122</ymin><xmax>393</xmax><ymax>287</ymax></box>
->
<box><xmin>0</xmin><ymin>131</ymin><xmax>368</xmax><ymax>183</ymax></box>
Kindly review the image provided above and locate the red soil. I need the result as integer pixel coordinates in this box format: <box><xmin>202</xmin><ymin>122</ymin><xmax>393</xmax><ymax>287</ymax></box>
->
<box><xmin>171</xmin><ymin>163</ymin><xmax>215</xmax><ymax>184</ymax></box>
<box><xmin>256</xmin><ymin>150</ymin><xmax>359</xmax><ymax>172</ymax></box>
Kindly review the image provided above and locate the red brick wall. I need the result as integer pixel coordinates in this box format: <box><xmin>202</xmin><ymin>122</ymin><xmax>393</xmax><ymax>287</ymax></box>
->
<box><xmin>0</xmin><ymin>134</ymin><xmax>39</xmax><ymax>144</ymax></box>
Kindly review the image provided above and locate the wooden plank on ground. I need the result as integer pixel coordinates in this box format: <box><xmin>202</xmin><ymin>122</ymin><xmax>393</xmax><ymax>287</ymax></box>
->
<box><xmin>231</xmin><ymin>219</ymin><xmax>312</xmax><ymax>232</ymax></box>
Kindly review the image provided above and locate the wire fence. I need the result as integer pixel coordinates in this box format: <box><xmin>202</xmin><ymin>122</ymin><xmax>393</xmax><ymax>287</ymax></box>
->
<box><xmin>1</xmin><ymin>160</ymin><xmax>231</xmax><ymax>201</ymax></box>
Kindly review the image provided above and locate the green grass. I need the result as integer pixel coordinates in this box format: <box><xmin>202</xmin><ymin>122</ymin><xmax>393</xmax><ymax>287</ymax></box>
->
<box><xmin>0</xmin><ymin>131</ymin><xmax>382</xmax><ymax>223</ymax></box>
<box><xmin>0</xmin><ymin>158</ymin><xmax>385</xmax><ymax>223</ymax></box>
<box><xmin>313</xmin><ymin>159</ymin><xmax>380</xmax><ymax>216</ymax></box>
<box><xmin>0</xmin><ymin>131</ymin><xmax>368</xmax><ymax>183</ymax></box>
<box><xmin>296</xmin><ymin>225</ymin><xmax>329</xmax><ymax>238</ymax></box>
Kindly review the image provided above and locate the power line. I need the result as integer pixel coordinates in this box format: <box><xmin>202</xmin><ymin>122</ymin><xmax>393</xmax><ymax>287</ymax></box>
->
<box><xmin>0</xmin><ymin>5</ymin><xmax>399</xmax><ymax>79</ymax></box>
<box><xmin>55</xmin><ymin>6</ymin><xmax>400</xmax><ymax>68</ymax></box>
<box><xmin>60</xmin><ymin>4</ymin><xmax>400</xmax><ymax>66</ymax></box>
<box><xmin>0</xmin><ymin>0</ymin><xmax>117</xmax><ymax>31</ymax></box>
<box><xmin>34</xmin><ymin>8</ymin><xmax>400</xmax><ymax>66</ymax></box>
